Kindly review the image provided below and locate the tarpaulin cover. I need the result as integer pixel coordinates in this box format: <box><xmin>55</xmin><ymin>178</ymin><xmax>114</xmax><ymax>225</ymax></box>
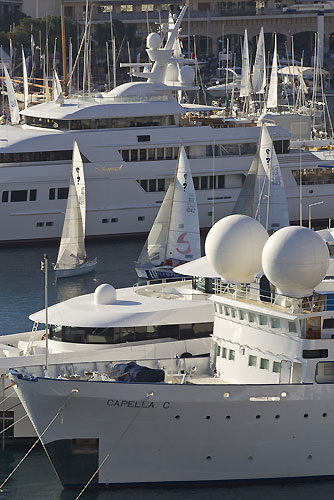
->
<box><xmin>113</xmin><ymin>362</ymin><xmax>165</xmax><ymax>383</ymax></box>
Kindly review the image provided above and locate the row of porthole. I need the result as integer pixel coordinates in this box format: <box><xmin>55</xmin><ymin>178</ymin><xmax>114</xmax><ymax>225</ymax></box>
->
<box><xmin>205</xmin><ymin>455</ymin><xmax>314</xmax><ymax>461</ymax></box>
<box><xmin>174</xmin><ymin>413</ymin><xmax>329</xmax><ymax>420</ymax></box>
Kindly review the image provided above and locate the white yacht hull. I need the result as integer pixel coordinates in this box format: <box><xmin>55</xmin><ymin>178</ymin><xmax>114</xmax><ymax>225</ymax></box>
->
<box><xmin>54</xmin><ymin>259</ymin><xmax>97</xmax><ymax>279</ymax></box>
<box><xmin>12</xmin><ymin>375</ymin><xmax>334</xmax><ymax>487</ymax></box>
<box><xmin>0</xmin><ymin>123</ymin><xmax>331</xmax><ymax>244</ymax></box>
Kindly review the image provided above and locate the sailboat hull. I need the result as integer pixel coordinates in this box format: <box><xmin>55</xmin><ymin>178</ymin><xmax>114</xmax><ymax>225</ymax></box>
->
<box><xmin>135</xmin><ymin>265</ymin><xmax>187</xmax><ymax>280</ymax></box>
<box><xmin>55</xmin><ymin>259</ymin><xmax>97</xmax><ymax>279</ymax></box>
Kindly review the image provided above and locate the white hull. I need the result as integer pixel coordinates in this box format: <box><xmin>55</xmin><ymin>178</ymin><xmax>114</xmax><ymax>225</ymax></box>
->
<box><xmin>13</xmin><ymin>375</ymin><xmax>334</xmax><ymax>486</ymax></box>
<box><xmin>0</xmin><ymin>122</ymin><xmax>331</xmax><ymax>243</ymax></box>
<box><xmin>54</xmin><ymin>259</ymin><xmax>97</xmax><ymax>279</ymax></box>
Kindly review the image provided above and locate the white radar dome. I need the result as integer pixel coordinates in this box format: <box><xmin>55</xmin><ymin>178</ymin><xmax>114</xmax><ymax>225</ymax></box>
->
<box><xmin>262</xmin><ymin>226</ymin><xmax>329</xmax><ymax>298</ymax></box>
<box><xmin>205</xmin><ymin>214</ymin><xmax>269</xmax><ymax>283</ymax></box>
<box><xmin>146</xmin><ymin>32</ymin><xmax>161</xmax><ymax>49</ymax></box>
<box><xmin>94</xmin><ymin>284</ymin><xmax>117</xmax><ymax>305</ymax></box>
<box><xmin>178</xmin><ymin>65</ymin><xmax>195</xmax><ymax>85</ymax></box>
<box><xmin>165</xmin><ymin>63</ymin><xmax>179</xmax><ymax>82</ymax></box>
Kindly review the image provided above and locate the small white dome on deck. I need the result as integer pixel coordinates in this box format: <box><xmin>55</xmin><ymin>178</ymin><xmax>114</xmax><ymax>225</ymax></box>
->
<box><xmin>165</xmin><ymin>63</ymin><xmax>179</xmax><ymax>82</ymax></box>
<box><xmin>262</xmin><ymin>226</ymin><xmax>329</xmax><ymax>298</ymax></box>
<box><xmin>205</xmin><ymin>215</ymin><xmax>268</xmax><ymax>283</ymax></box>
<box><xmin>94</xmin><ymin>284</ymin><xmax>117</xmax><ymax>305</ymax></box>
<box><xmin>147</xmin><ymin>32</ymin><xmax>161</xmax><ymax>49</ymax></box>
<box><xmin>178</xmin><ymin>65</ymin><xmax>195</xmax><ymax>85</ymax></box>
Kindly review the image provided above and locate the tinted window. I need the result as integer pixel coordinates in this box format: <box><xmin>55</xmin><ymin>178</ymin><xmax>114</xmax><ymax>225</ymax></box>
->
<box><xmin>11</xmin><ymin>190</ymin><xmax>27</xmax><ymax>202</ymax></box>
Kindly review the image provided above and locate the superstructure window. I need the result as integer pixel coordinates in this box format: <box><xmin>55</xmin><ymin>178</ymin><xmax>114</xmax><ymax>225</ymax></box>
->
<box><xmin>10</xmin><ymin>190</ymin><xmax>27</xmax><ymax>202</ymax></box>
<box><xmin>260</xmin><ymin>358</ymin><xmax>269</xmax><ymax>370</ymax></box>
<box><xmin>273</xmin><ymin>361</ymin><xmax>281</xmax><ymax>373</ymax></box>
<box><xmin>0</xmin><ymin>150</ymin><xmax>73</xmax><ymax>163</ymax></box>
<box><xmin>292</xmin><ymin>167</ymin><xmax>334</xmax><ymax>186</ymax></box>
<box><xmin>49</xmin><ymin>188</ymin><xmax>69</xmax><ymax>200</ymax></box>
<box><xmin>323</xmin><ymin>318</ymin><xmax>334</xmax><ymax>329</ymax></box>
<box><xmin>50</xmin><ymin>322</ymin><xmax>213</xmax><ymax>344</ymax></box>
<box><xmin>248</xmin><ymin>355</ymin><xmax>257</xmax><ymax>367</ymax></box>
<box><xmin>2</xmin><ymin>191</ymin><xmax>8</xmax><ymax>202</ymax></box>
<box><xmin>29</xmin><ymin>189</ymin><xmax>37</xmax><ymax>201</ymax></box>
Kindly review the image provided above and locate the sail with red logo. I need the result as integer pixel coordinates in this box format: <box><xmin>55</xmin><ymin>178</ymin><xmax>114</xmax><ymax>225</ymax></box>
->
<box><xmin>135</xmin><ymin>146</ymin><xmax>201</xmax><ymax>280</ymax></box>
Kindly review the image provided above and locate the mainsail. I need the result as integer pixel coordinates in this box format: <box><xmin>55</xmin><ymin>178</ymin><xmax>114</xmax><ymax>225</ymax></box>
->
<box><xmin>266</xmin><ymin>34</ymin><xmax>278</xmax><ymax>109</ymax></box>
<box><xmin>4</xmin><ymin>65</ymin><xmax>20</xmax><ymax>124</ymax></box>
<box><xmin>137</xmin><ymin>146</ymin><xmax>200</xmax><ymax>267</ymax></box>
<box><xmin>165</xmin><ymin>146</ymin><xmax>200</xmax><ymax>262</ymax></box>
<box><xmin>252</xmin><ymin>27</ymin><xmax>266</xmax><ymax>94</ymax></box>
<box><xmin>22</xmin><ymin>46</ymin><xmax>29</xmax><ymax>109</ymax></box>
<box><xmin>232</xmin><ymin>123</ymin><xmax>290</xmax><ymax>232</ymax></box>
<box><xmin>239</xmin><ymin>29</ymin><xmax>251</xmax><ymax>98</ymax></box>
<box><xmin>55</xmin><ymin>141</ymin><xmax>87</xmax><ymax>270</ymax></box>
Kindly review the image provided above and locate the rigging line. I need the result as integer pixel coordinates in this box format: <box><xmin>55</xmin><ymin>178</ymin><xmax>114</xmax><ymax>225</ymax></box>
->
<box><xmin>0</xmin><ymin>413</ymin><xmax>28</xmax><ymax>436</ymax></box>
<box><xmin>0</xmin><ymin>389</ymin><xmax>78</xmax><ymax>491</ymax></box>
<box><xmin>0</xmin><ymin>389</ymin><xmax>16</xmax><ymax>406</ymax></box>
<box><xmin>76</xmin><ymin>390</ymin><xmax>155</xmax><ymax>497</ymax></box>
<box><xmin>75</xmin><ymin>453</ymin><xmax>110</xmax><ymax>500</ymax></box>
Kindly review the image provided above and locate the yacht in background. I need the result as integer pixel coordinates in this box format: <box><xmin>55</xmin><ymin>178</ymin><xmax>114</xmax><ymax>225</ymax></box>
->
<box><xmin>0</xmin><ymin>7</ymin><xmax>332</xmax><ymax>244</ymax></box>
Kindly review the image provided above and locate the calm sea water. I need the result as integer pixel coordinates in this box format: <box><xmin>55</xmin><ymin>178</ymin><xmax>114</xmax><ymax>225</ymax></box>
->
<box><xmin>1</xmin><ymin>240</ymin><xmax>334</xmax><ymax>498</ymax></box>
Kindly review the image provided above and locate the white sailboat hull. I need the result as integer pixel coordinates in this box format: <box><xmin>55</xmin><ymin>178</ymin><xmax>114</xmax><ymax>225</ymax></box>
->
<box><xmin>135</xmin><ymin>265</ymin><xmax>187</xmax><ymax>280</ymax></box>
<box><xmin>13</xmin><ymin>374</ymin><xmax>334</xmax><ymax>487</ymax></box>
<box><xmin>54</xmin><ymin>258</ymin><xmax>97</xmax><ymax>279</ymax></box>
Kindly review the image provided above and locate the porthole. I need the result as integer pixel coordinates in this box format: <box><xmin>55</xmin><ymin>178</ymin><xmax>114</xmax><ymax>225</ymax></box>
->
<box><xmin>322</xmin><ymin>412</ymin><xmax>327</xmax><ymax>418</ymax></box>
<box><xmin>255</xmin><ymin>415</ymin><xmax>261</xmax><ymax>419</ymax></box>
<box><xmin>223</xmin><ymin>392</ymin><xmax>230</xmax><ymax>398</ymax></box>
<box><xmin>248</xmin><ymin>456</ymin><xmax>253</xmax><ymax>460</ymax></box>
<box><xmin>175</xmin><ymin>415</ymin><xmax>180</xmax><ymax>419</ymax></box>
<box><xmin>304</xmin><ymin>413</ymin><xmax>309</xmax><ymax>418</ymax></box>
<box><xmin>206</xmin><ymin>456</ymin><xmax>211</xmax><ymax>460</ymax></box>
<box><xmin>226</xmin><ymin>415</ymin><xmax>231</xmax><ymax>420</ymax></box>
<box><xmin>280</xmin><ymin>392</ymin><xmax>287</xmax><ymax>398</ymax></box>
<box><xmin>275</xmin><ymin>415</ymin><xmax>280</xmax><ymax>419</ymax></box>
<box><xmin>205</xmin><ymin>416</ymin><xmax>211</xmax><ymax>420</ymax></box>
<box><xmin>307</xmin><ymin>455</ymin><xmax>312</xmax><ymax>460</ymax></box>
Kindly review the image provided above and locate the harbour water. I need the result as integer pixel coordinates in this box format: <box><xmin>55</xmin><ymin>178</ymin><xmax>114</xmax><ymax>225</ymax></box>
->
<box><xmin>1</xmin><ymin>240</ymin><xmax>334</xmax><ymax>498</ymax></box>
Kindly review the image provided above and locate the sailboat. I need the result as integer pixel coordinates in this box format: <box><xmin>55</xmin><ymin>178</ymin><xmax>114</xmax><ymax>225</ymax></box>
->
<box><xmin>54</xmin><ymin>141</ymin><xmax>97</xmax><ymax>278</ymax></box>
<box><xmin>135</xmin><ymin>146</ymin><xmax>201</xmax><ymax>280</ymax></box>
<box><xmin>232</xmin><ymin>122</ymin><xmax>290</xmax><ymax>233</ymax></box>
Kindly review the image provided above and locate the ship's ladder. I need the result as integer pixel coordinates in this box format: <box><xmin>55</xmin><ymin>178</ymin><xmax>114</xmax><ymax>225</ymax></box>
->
<box><xmin>25</xmin><ymin>321</ymin><xmax>39</xmax><ymax>355</ymax></box>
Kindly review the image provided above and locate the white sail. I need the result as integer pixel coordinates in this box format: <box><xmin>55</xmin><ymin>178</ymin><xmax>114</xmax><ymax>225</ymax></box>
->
<box><xmin>239</xmin><ymin>29</ymin><xmax>251</xmax><ymax>98</ymax></box>
<box><xmin>233</xmin><ymin>124</ymin><xmax>289</xmax><ymax>232</ymax></box>
<box><xmin>267</xmin><ymin>34</ymin><xmax>278</xmax><ymax>109</ymax></box>
<box><xmin>252</xmin><ymin>27</ymin><xmax>266</xmax><ymax>94</ymax></box>
<box><xmin>256</xmin><ymin>124</ymin><xmax>290</xmax><ymax>231</ymax></box>
<box><xmin>137</xmin><ymin>146</ymin><xmax>200</xmax><ymax>268</ymax></box>
<box><xmin>165</xmin><ymin>146</ymin><xmax>200</xmax><ymax>262</ymax></box>
<box><xmin>137</xmin><ymin>180</ymin><xmax>175</xmax><ymax>267</ymax></box>
<box><xmin>22</xmin><ymin>46</ymin><xmax>29</xmax><ymax>109</ymax></box>
<box><xmin>4</xmin><ymin>65</ymin><xmax>20</xmax><ymax>124</ymax></box>
<box><xmin>52</xmin><ymin>69</ymin><xmax>64</xmax><ymax>103</ymax></box>
<box><xmin>55</xmin><ymin>141</ymin><xmax>86</xmax><ymax>270</ymax></box>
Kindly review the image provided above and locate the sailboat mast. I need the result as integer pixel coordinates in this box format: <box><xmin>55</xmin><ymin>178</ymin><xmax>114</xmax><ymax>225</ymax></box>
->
<box><xmin>41</xmin><ymin>254</ymin><xmax>49</xmax><ymax>371</ymax></box>
<box><xmin>61</xmin><ymin>0</ymin><xmax>67</xmax><ymax>92</ymax></box>
<box><xmin>164</xmin><ymin>150</ymin><xmax>179</xmax><ymax>262</ymax></box>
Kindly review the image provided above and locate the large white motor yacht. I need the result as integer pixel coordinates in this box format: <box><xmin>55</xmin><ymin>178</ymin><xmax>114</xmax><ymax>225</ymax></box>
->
<box><xmin>0</xmin><ymin>7</ymin><xmax>332</xmax><ymax>244</ymax></box>
<box><xmin>11</xmin><ymin>214</ymin><xmax>334</xmax><ymax>488</ymax></box>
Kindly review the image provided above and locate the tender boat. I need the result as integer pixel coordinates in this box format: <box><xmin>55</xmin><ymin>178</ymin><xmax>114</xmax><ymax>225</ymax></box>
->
<box><xmin>11</xmin><ymin>214</ymin><xmax>334</xmax><ymax>488</ymax></box>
